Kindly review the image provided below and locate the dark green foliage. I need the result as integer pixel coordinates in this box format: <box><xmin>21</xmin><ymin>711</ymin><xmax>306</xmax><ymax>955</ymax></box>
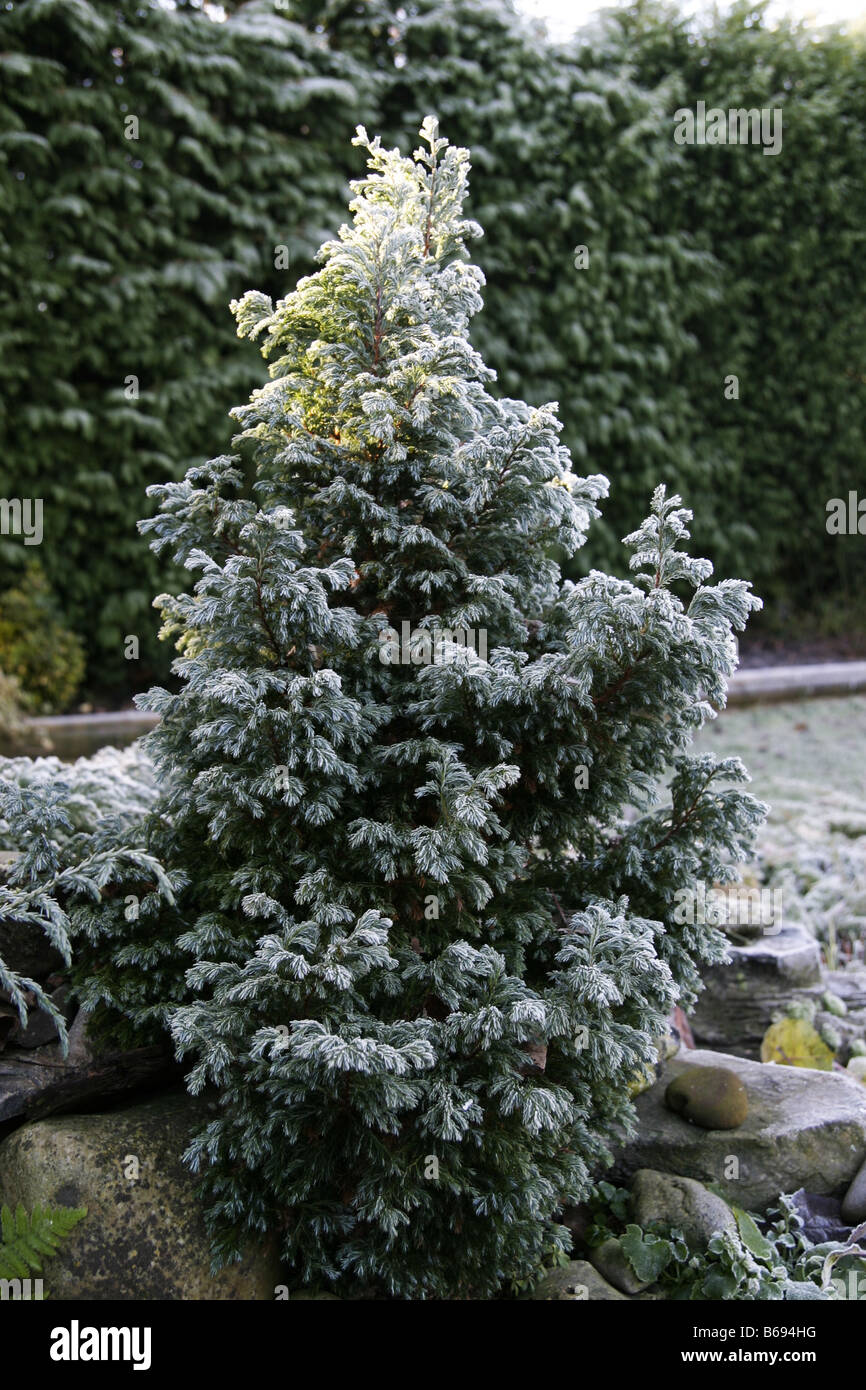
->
<box><xmin>595</xmin><ymin>1</ymin><xmax>866</xmax><ymax>617</ymax></box>
<box><xmin>0</xmin><ymin>0</ymin><xmax>373</xmax><ymax>690</ymax></box>
<box><xmin>350</xmin><ymin>0</ymin><xmax>866</xmax><ymax>617</ymax></box>
<box><xmin>2</xmin><ymin>0</ymin><xmax>864</xmax><ymax>685</ymax></box>
<box><xmin>0</xmin><ymin>671</ymin><xmax>26</xmax><ymax>742</ymax></box>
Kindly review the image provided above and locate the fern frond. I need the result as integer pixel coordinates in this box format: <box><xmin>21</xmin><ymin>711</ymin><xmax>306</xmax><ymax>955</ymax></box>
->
<box><xmin>0</xmin><ymin>1204</ymin><xmax>87</xmax><ymax>1281</ymax></box>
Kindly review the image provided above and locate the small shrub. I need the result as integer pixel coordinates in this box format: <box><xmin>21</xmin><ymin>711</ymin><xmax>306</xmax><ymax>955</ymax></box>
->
<box><xmin>0</xmin><ymin>564</ymin><xmax>85</xmax><ymax>713</ymax></box>
<box><xmin>0</xmin><ymin>744</ymin><xmax>157</xmax><ymax>851</ymax></box>
<box><xmin>0</xmin><ymin>669</ymin><xmax>26</xmax><ymax>743</ymax></box>
<box><xmin>2</xmin><ymin>119</ymin><xmax>767</xmax><ymax>1301</ymax></box>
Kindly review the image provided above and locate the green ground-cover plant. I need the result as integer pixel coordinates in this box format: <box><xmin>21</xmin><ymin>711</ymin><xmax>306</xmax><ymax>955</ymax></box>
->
<box><xmin>0</xmin><ymin>759</ymin><xmax>169</xmax><ymax>1045</ymax></box>
<box><xmin>586</xmin><ymin>1180</ymin><xmax>866</xmax><ymax>1300</ymax></box>
<box><xmin>0</xmin><ymin>744</ymin><xmax>158</xmax><ymax>851</ymax></box>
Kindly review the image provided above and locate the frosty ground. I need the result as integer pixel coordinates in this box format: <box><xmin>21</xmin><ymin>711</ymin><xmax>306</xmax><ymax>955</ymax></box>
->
<box><xmin>697</xmin><ymin>694</ymin><xmax>866</xmax><ymax>962</ymax></box>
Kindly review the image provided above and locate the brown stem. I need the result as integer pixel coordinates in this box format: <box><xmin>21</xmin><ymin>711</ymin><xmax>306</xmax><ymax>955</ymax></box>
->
<box><xmin>254</xmin><ymin>571</ymin><xmax>285</xmax><ymax>666</ymax></box>
<box><xmin>650</xmin><ymin>772</ymin><xmax>715</xmax><ymax>853</ymax></box>
<box><xmin>423</xmin><ymin>168</ymin><xmax>437</xmax><ymax>258</ymax></box>
<box><xmin>372</xmin><ymin>283</ymin><xmax>383</xmax><ymax>369</ymax></box>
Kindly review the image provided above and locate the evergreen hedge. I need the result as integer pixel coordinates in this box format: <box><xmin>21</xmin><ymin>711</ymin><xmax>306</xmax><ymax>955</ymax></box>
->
<box><xmin>1</xmin><ymin>0</ymin><xmax>863</xmax><ymax>693</ymax></box>
<box><xmin>0</xmin><ymin>0</ymin><xmax>372</xmax><ymax>688</ymax></box>
<box><xmin>598</xmin><ymin>1</ymin><xmax>866</xmax><ymax>619</ymax></box>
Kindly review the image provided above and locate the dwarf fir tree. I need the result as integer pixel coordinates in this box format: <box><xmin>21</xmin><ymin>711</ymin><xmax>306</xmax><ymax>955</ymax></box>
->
<box><xmin>356</xmin><ymin>0</ymin><xmax>719</xmax><ymax>580</ymax></box>
<box><xmin>68</xmin><ymin>120</ymin><xmax>764</xmax><ymax>1298</ymax></box>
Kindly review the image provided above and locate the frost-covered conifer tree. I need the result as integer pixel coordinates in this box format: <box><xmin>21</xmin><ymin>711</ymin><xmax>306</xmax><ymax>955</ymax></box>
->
<box><xmin>70</xmin><ymin>120</ymin><xmax>764</xmax><ymax>1298</ymax></box>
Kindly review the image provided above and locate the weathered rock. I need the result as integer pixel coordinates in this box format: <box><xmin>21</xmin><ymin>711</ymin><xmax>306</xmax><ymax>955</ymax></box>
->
<box><xmin>10</xmin><ymin>1007</ymin><xmax>61</xmax><ymax>1050</ymax></box>
<box><xmin>0</xmin><ymin>1090</ymin><xmax>278</xmax><ymax>1299</ymax></box>
<box><xmin>690</xmin><ymin>926</ymin><xmax>822</xmax><ymax>1057</ymax></box>
<box><xmin>0</xmin><ymin>1002</ymin><xmax>18</xmax><ymax>1048</ymax></box>
<box><xmin>666</xmin><ymin>1065</ymin><xmax>749</xmax><ymax>1129</ymax></box>
<box><xmin>10</xmin><ymin>988</ymin><xmax>73</xmax><ymax>1049</ymax></box>
<box><xmin>815</xmin><ymin>968</ymin><xmax>866</xmax><ymax>1056</ymax></box>
<box><xmin>692</xmin><ymin>929</ymin><xmax>866</xmax><ymax>1064</ymax></box>
<box><xmin>630</xmin><ymin>1169</ymin><xmax>738</xmax><ymax>1249</ymax></box>
<box><xmin>0</xmin><ymin>919</ymin><xmax>64</xmax><ymax>979</ymax></box>
<box><xmin>846</xmin><ymin>1057</ymin><xmax>866</xmax><ymax>1085</ymax></box>
<box><xmin>0</xmin><ymin>1008</ymin><xmax>178</xmax><ymax>1127</ymax></box>
<box><xmin>530</xmin><ymin>1259</ymin><xmax>628</xmax><ymax>1301</ymax></box>
<box><xmin>841</xmin><ymin>1155</ymin><xmax>866</xmax><ymax>1224</ymax></box>
<box><xmin>589</xmin><ymin>1237</ymin><xmax>650</xmax><ymax>1294</ymax></box>
<box><xmin>613</xmin><ymin>1048</ymin><xmax>866</xmax><ymax>1211</ymax></box>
